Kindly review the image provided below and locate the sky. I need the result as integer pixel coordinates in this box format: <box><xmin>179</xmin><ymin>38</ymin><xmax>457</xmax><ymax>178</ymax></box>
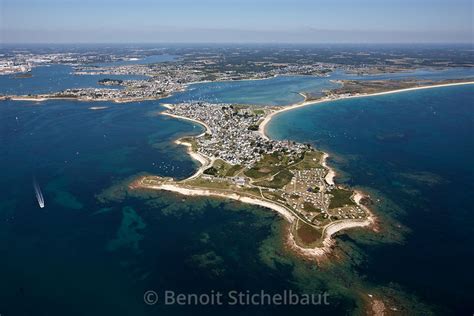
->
<box><xmin>1</xmin><ymin>0</ymin><xmax>473</xmax><ymax>43</ymax></box>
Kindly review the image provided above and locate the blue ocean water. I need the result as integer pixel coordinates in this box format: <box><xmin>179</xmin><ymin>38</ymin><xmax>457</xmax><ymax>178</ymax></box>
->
<box><xmin>0</xmin><ymin>64</ymin><xmax>148</xmax><ymax>95</ymax></box>
<box><xmin>165</xmin><ymin>75</ymin><xmax>339</xmax><ymax>106</ymax></box>
<box><xmin>267</xmin><ymin>85</ymin><xmax>474</xmax><ymax>314</ymax></box>
<box><xmin>2</xmin><ymin>64</ymin><xmax>472</xmax><ymax>105</ymax></box>
<box><xmin>165</xmin><ymin>67</ymin><xmax>474</xmax><ymax>106</ymax></box>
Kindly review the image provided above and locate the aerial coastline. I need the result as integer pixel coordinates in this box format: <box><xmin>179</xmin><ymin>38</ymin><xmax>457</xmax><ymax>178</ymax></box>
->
<box><xmin>258</xmin><ymin>81</ymin><xmax>474</xmax><ymax>139</ymax></box>
<box><xmin>2</xmin><ymin>53</ymin><xmax>473</xmax><ymax>260</ymax></box>
<box><xmin>2</xmin><ymin>41</ymin><xmax>474</xmax><ymax>316</ymax></box>
<box><xmin>132</xmin><ymin>79</ymin><xmax>474</xmax><ymax>260</ymax></box>
<box><xmin>2</xmin><ymin>70</ymin><xmax>472</xmax><ymax>105</ymax></box>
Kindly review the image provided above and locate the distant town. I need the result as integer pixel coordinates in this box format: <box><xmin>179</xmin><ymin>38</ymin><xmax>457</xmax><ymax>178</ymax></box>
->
<box><xmin>2</xmin><ymin>45</ymin><xmax>473</xmax><ymax>103</ymax></box>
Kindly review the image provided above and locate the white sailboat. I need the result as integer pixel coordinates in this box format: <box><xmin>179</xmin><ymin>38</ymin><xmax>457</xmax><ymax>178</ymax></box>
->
<box><xmin>33</xmin><ymin>180</ymin><xmax>45</xmax><ymax>208</ymax></box>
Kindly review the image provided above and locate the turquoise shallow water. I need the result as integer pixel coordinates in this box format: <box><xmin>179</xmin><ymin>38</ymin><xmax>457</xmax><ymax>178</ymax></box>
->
<box><xmin>267</xmin><ymin>85</ymin><xmax>474</xmax><ymax>314</ymax></box>
<box><xmin>0</xmin><ymin>99</ymin><xmax>350</xmax><ymax>315</ymax></box>
<box><xmin>165</xmin><ymin>75</ymin><xmax>339</xmax><ymax>105</ymax></box>
<box><xmin>165</xmin><ymin>67</ymin><xmax>474</xmax><ymax>106</ymax></box>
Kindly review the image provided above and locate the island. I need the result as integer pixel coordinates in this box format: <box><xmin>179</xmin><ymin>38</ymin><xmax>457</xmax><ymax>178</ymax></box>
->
<box><xmin>98</xmin><ymin>78</ymin><xmax>123</xmax><ymax>86</ymax></box>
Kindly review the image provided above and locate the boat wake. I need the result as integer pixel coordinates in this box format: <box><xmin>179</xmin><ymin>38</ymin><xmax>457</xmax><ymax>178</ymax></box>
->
<box><xmin>33</xmin><ymin>179</ymin><xmax>45</xmax><ymax>208</ymax></box>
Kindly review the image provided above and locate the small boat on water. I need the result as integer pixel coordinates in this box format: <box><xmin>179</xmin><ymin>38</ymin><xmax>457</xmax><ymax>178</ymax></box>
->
<box><xmin>33</xmin><ymin>180</ymin><xmax>45</xmax><ymax>208</ymax></box>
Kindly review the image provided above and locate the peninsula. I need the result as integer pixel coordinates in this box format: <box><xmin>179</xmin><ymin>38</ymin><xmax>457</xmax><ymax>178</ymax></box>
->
<box><xmin>133</xmin><ymin>103</ymin><xmax>373</xmax><ymax>258</ymax></box>
<box><xmin>133</xmin><ymin>80</ymin><xmax>474</xmax><ymax>258</ymax></box>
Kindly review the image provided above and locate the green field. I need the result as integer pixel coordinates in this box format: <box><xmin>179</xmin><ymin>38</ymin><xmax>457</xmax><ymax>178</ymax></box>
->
<box><xmin>186</xmin><ymin>177</ymin><xmax>232</xmax><ymax>190</ymax></box>
<box><xmin>226</xmin><ymin>164</ymin><xmax>243</xmax><ymax>177</ymax></box>
<box><xmin>203</xmin><ymin>159</ymin><xmax>242</xmax><ymax>177</ymax></box>
<box><xmin>328</xmin><ymin>188</ymin><xmax>356</xmax><ymax>208</ymax></box>
<box><xmin>303</xmin><ymin>201</ymin><xmax>321</xmax><ymax>212</ymax></box>
<box><xmin>262</xmin><ymin>190</ymin><xmax>284</xmax><ymax>202</ymax></box>
<box><xmin>254</xmin><ymin>169</ymin><xmax>293</xmax><ymax>189</ymax></box>
<box><xmin>296</xmin><ymin>221</ymin><xmax>323</xmax><ymax>245</ymax></box>
<box><xmin>290</xmin><ymin>150</ymin><xmax>323</xmax><ymax>170</ymax></box>
<box><xmin>241</xmin><ymin>187</ymin><xmax>262</xmax><ymax>197</ymax></box>
<box><xmin>244</xmin><ymin>152</ymin><xmax>292</xmax><ymax>179</ymax></box>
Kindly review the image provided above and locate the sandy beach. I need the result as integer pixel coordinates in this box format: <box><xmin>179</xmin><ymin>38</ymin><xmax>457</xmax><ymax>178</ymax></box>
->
<box><xmin>258</xmin><ymin>81</ymin><xmax>474</xmax><ymax>139</ymax></box>
<box><xmin>10</xmin><ymin>96</ymin><xmax>50</xmax><ymax>102</ymax></box>
<box><xmin>256</xmin><ymin>82</ymin><xmax>474</xmax><ymax>257</ymax></box>
<box><xmin>161</xmin><ymin>104</ymin><xmax>212</xmax><ymax>134</ymax></box>
<box><xmin>256</xmin><ymin>82</ymin><xmax>474</xmax><ymax>248</ymax></box>
<box><xmin>173</xmin><ymin>138</ymin><xmax>212</xmax><ymax>180</ymax></box>
<box><xmin>145</xmin><ymin>183</ymin><xmax>296</xmax><ymax>222</ymax></box>
<box><xmin>138</xmin><ymin>175</ymin><xmax>375</xmax><ymax>259</ymax></box>
<box><xmin>321</xmin><ymin>153</ymin><xmax>336</xmax><ymax>185</ymax></box>
<box><xmin>160</xmin><ymin>104</ymin><xmax>214</xmax><ymax>179</ymax></box>
<box><xmin>286</xmin><ymin>190</ymin><xmax>375</xmax><ymax>259</ymax></box>
<box><xmin>6</xmin><ymin>95</ymin><xmax>165</xmax><ymax>104</ymax></box>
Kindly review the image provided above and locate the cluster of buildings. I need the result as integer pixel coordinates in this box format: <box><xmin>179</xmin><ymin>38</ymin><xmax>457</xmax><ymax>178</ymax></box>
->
<box><xmin>266</xmin><ymin>63</ymin><xmax>335</xmax><ymax>76</ymax></box>
<box><xmin>0</xmin><ymin>51</ymin><xmax>151</xmax><ymax>71</ymax></box>
<box><xmin>0</xmin><ymin>52</ymin><xmax>99</xmax><ymax>75</ymax></box>
<box><xmin>281</xmin><ymin>168</ymin><xmax>366</xmax><ymax>225</ymax></box>
<box><xmin>48</xmin><ymin>63</ymin><xmax>206</xmax><ymax>101</ymax></box>
<box><xmin>74</xmin><ymin>63</ymin><xmax>205</xmax><ymax>82</ymax></box>
<box><xmin>167</xmin><ymin>102</ymin><xmax>306</xmax><ymax>166</ymax></box>
<box><xmin>50</xmin><ymin>77</ymin><xmax>185</xmax><ymax>101</ymax></box>
<box><xmin>1</xmin><ymin>49</ymin><xmax>337</xmax><ymax>101</ymax></box>
<box><xmin>330</xmin><ymin>205</ymin><xmax>366</xmax><ymax>221</ymax></box>
<box><xmin>282</xmin><ymin>169</ymin><xmax>331</xmax><ymax>223</ymax></box>
<box><xmin>162</xmin><ymin>101</ymin><xmax>368</xmax><ymax>228</ymax></box>
<box><xmin>0</xmin><ymin>61</ymin><xmax>31</xmax><ymax>75</ymax></box>
<box><xmin>74</xmin><ymin>59</ymin><xmax>335</xmax><ymax>87</ymax></box>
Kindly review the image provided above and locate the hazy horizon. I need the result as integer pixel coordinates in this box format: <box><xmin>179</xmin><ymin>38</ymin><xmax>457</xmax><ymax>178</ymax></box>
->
<box><xmin>1</xmin><ymin>0</ymin><xmax>473</xmax><ymax>44</ymax></box>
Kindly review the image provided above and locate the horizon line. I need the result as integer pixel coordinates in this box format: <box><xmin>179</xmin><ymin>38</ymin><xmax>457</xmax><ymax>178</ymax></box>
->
<box><xmin>2</xmin><ymin>42</ymin><xmax>473</xmax><ymax>45</ymax></box>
